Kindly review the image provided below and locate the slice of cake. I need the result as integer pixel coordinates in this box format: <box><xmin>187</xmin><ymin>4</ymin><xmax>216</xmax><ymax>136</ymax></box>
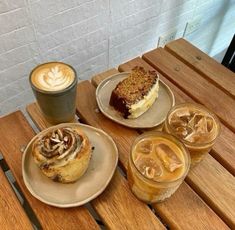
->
<box><xmin>109</xmin><ymin>66</ymin><xmax>159</xmax><ymax>119</ymax></box>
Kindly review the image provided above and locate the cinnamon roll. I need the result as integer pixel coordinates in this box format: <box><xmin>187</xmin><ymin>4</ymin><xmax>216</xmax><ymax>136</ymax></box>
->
<box><xmin>32</xmin><ymin>126</ymin><xmax>92</xmax><ymax>183</ymax></box>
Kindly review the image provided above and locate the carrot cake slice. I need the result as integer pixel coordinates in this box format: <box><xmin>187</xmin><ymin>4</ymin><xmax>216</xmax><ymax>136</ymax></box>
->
<box><xmin>109</xmin><ymin>66</ymin><xmax>159</xmax><ymax>119</ymax></box>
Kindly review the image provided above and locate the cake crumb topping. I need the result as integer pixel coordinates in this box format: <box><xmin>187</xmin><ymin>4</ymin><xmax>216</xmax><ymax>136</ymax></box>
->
<box><xmin>114</xmin><ymin>66</ymin><xmax>158</xmax><ymax>104</ymax></box>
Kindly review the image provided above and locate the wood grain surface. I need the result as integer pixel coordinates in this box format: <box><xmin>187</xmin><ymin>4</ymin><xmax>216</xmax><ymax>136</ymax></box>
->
<box><xmin>0</xmin><ymin>111</ymin><xmax>99</xmax><ymax>230</ymax></box>
<box><xmin>92</xmin><ymin>170</ymin><xmax>165</xmax><ymax>230</ymax></box>
<box><xmin>90</xmin><ymin>69</ymin><xmax>228</xmax><ymax>229</ymax></box>
<box><xmin>154</xmin><ymin>182</ymin><xmax>229</xmax><ymax>230</ymax></box>
<box><xmin>187</xmin><ymin>154</ymin><xmax>235</xmax><ymax>228</ymax></box>
<box><xmin>165</xmin><ymin>38</ymin><xmax>235</xmax><ymax>99</ymax></box>
<box><xmin>0</xmin><ymin>167</ymin><xmax>33</xmax><ymax>230</ymax></box>
<box><xmin>119</xmin><ymin>57</ymin><xmax>235</xmax><ymax>176</ymax></box>
<box><xmin>119</xmin><ymin>57</ymin><xmax>235</xmax><ymax>228</ymax></box>
<box><xmin>143</xmin><ymin>48</ymin><xmax>235</xmax><ymax>132</ymax></box>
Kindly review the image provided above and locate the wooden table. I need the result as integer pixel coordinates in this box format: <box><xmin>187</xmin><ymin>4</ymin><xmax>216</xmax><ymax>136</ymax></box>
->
<box><xmin>0</xmin><ymin>38</ymin><xmax>234</xmax><ymax>230</ymax></box>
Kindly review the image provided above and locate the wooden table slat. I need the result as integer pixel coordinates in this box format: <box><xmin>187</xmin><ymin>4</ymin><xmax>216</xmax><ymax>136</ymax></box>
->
<box><xmin>0</xmin><ymin>167</ymin><xmax>33</xmax><ymax>229</ymax></box>
<box><xmin>119</xmin><ymin>57</ymin><xmax>235</xmax><ymax>176</ymax></box>
<box><xmin>187</xmin><ymin>154</ymin><xmax>235</xmax><ymax>228</ymax></box>
<box><xmin>165</xmin><ymin>38</ymin><xmax>235</xmax><ymax>99</ymax></box>
<box><xmin>143</xmin><ymin>48</ymin><xmax>235</xmax><ymax>132</ymax></box>
<box><xmin>89</xmin><ymin>70</ymin><xmax>228</xmax><ymax>229</ymax></box>
<box><xmin>0</xmin><ymin>111</ymin><xmax>99</xmax><ymax>230</ymax></box>
<box><xmin>118</xmin><ymin>58</ymin><xmax>235</xmax><ymax>228</ymax></box>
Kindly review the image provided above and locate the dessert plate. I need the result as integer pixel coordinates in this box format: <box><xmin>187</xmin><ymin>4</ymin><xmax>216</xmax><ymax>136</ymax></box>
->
<box><xmin>22</xmin><ymin>123</ymin><xmax>118</xmax><ymax>208</ymax></box>
<box><xmin>96</xmin><ymin>72</ymin><xmax>175</xmax><ymax>129</ymax></box>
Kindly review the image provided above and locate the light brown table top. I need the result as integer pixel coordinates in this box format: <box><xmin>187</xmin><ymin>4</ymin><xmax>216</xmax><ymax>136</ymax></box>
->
<box><xmin>0</xmin><ymin>38</ymin><xmax>234</xmax><ymax>230</ymax></box>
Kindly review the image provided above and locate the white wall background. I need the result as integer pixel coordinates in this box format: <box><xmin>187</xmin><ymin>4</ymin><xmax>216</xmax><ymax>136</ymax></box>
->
<box><xmin>0</xmin><ymin>0</ymin><xmax>234</xmax><ymax>116</ymax></box>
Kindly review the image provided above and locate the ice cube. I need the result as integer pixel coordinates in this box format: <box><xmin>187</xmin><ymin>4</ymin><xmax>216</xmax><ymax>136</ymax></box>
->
<box><xmin>194</xmin><ymin>113</ymin><xmax>204</xmax><ymax>125</ymax></box>
<box><xmin>180</xmin><ymin>115</ymin><xmax>191</xmax><ymax>123</ymax></box>
<box><xmin>170</xmin><ymin>118</ymin><xmax>187</xmax><ymax>129</ymax></box>
<box><xmin>134</xmin><ymin>156</ymin><xmax>163</xmax><ymax>179</ymax></box>
<box><xmin>136</xmin><ymin>140</ymin><xmax>153</xmax><ymax>154</ymax></box>
<box><xmin>175</xmin><ymin>126</ymin><xmax>188</xmax><ymax>138</ymax></box>
<box><xmin>195</xmin><ymin>116</ymin><xmax>208</xmax><ymax>133</ymax></box>
<box><xmin>155</xmin><ymin>144</ymin><xmax>183</xmax><ymax>172</ymax></box>
<box><xmin>184</xmin><ymin>131</ymin><xmax>201</xmax><ymax>143</ymax></box>
<box><xmin>188</xmin><ymin>114</ymin><xmax>196</xmax><ymax>128</ymax></box>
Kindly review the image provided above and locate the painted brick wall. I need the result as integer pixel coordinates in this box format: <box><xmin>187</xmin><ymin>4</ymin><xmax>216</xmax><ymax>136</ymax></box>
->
<box><xmin>0</xmin><ymin>0</ymin><xmax>234</xmax><ymax>116</ymax></box>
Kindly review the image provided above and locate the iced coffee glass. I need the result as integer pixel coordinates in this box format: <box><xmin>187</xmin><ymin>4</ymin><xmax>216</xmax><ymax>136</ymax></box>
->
<box><xmin>164</xmin><ymin>103</ymin><xmax>221</xmax><ymax>167</ymax></box>
<box><xmin>127</xmin><ymin>132</ymin><xmax>190</xmax><ymax>203</ymax></box>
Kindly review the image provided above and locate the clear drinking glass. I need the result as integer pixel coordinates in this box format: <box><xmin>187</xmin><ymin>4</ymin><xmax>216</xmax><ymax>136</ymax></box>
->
<box><xmin>127</xmin><ymin>132</ymin><xmax>190</xmax><ymax>203</ymax></box>
<box><xmin>164</xmin><ymin>103</ymin><xmax>221</xmax><ymax>167</ymax></box>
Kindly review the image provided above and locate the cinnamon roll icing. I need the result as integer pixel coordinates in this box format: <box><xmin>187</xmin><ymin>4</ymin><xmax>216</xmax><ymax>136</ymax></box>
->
<box><xmin>32</xmin><ymin>126</ymin><xmax>92</xmax><ymax>183</ymax></box>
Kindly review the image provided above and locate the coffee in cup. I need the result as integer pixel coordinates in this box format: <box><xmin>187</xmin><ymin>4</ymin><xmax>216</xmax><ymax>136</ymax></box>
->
<box><xmin>30</xmin><ymin>62</ymin><xmax>77</xmax><ymax>124</ymax></box>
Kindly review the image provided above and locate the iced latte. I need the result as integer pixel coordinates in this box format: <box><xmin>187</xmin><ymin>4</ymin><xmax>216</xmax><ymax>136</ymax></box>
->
<box><xmin>164</xmin><ymin>103</ymin><xmax>221</xmax><ymax>166</ymax></box>
<box><xmin>127</xmin><ymin>132</ymin><xmax>190</xmax><ymax>203</ymax></box>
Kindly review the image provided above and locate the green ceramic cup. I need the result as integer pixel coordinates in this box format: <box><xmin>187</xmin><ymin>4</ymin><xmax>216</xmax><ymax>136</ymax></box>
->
<box><xmin>29</xmin><ymin>62</ymin><xmax>77</xmax><ymax>124</ymax></box>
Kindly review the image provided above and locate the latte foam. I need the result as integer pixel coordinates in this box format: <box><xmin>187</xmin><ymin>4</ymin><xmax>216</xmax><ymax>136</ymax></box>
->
<box><xmin>30</xmin><ymin>62</ymin><xmax>75</xmax><ymax>91</ymax></box>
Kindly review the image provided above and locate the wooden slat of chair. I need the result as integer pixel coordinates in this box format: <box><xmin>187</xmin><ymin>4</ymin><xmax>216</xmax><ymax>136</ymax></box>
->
<box><xmin>165</xmin><ymin>38</ymin><xmax>235</xmax><ymax>98</ymax></box>
<box><xmin>119</xmin><ymin>57</ymin><xmax>235</xmax><ymax>176</ymax></box>
<box><xmin>143</xmin><ymin>48</ymin><xmax>235</xmax><ymax>132</ymax></box>
<box><xmin>0</xmin><ymin>112</ymin><xmax>99</xmax><ymax>230</ymax></box>
<box><xmin>27</xmin><ymin>99</ymin><xmax>165</xmax><ymax>230</ymax></box>
<box><xmin>0</xmin><ymin>167</ymin><xmax>33</xmax><ymax>229</ymax></box>
<box><xmin>90</xmin><ymin>70</ymin><xmax>228</xmax><ymax>230</ymax></box>
<box><xmin>128</xmin><ymin>55</ymin><xmax>235</xmax><ymax>228</ymax></box>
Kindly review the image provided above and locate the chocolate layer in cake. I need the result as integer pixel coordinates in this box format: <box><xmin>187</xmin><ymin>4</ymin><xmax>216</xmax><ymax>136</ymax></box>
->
<box><xmin>109</xmin><ymin>66</ymin><xmax>159</xmax><ymax>119</ymax></box>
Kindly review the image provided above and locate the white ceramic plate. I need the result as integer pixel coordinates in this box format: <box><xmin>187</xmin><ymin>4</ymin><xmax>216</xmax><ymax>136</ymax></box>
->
<box><xmin>22</xmin><ymin>123</ymin><xmax>118</xmax><ymax>208</ymax></box>
<box><xmin>96</xmin><ymin>72</ymin><xmax>175</xmax><ymax>129</ymax></box>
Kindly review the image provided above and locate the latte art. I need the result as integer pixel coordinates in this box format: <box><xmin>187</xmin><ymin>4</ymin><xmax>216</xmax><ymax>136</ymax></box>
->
<box><xmin>31</xmin><ymin>62</ymin><xmax>75</xmax><ymax>91</ymax></box>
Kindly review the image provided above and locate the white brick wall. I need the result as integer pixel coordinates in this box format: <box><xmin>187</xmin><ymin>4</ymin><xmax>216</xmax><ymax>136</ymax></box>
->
<box><xmin>0</xmin><ymin>0</ymin><xmax>234</xmax><ymax>116</ymax></box>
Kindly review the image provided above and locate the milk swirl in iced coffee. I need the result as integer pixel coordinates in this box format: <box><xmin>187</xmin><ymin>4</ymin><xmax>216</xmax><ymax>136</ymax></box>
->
<box><xmin>31</xmin><ymin>62</ymin><xmax>75</xmax><ymax>92</ymax></box>
<box><xmin>164</xmin><ymin>103</ymin><xmax>221</xmax><ymax>166</ymax></box>
<box><xmin>127</xmin><ymin>132</ymin><xmax>190</xmax><ymax>203</ymax></box>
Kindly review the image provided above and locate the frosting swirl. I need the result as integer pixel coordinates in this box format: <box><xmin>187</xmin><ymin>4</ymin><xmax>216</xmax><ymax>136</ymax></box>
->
<box><xmin>36</xmin><ymin>128</ymin><xmax>83</xmax><ymax>169</ymax></box>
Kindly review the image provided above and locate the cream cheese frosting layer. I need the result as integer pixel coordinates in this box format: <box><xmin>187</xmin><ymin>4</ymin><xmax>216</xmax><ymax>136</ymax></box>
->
<box><xmin>128</xmin><ymin>76</ymin><xmax>159</xmax><ymax>119</ymax></box>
